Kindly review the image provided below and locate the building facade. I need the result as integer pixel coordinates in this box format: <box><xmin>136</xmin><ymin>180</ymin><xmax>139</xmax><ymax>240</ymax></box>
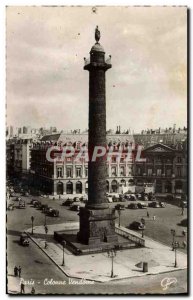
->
<box><xmin>29</xmin><ymin>131</ymin><xmax>187</xmax><ymax>197</ymax></box>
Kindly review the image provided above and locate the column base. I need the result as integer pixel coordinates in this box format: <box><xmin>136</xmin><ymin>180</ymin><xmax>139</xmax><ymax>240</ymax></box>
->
<box><xmin>77</xmin><ymin>207</ymin><xmax>118</xmax><ymax>245</ymax></box>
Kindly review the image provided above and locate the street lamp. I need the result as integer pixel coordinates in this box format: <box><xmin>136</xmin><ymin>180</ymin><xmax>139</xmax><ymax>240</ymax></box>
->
<box><xmin>139</xmin><ymin>224</ymin><xmax>145</xmax><ymax>238</ymax></box>
<box><xmin>44</xmin><ymin>214</ymin><xmax>47</xmax><ymax>226</ymax></box>
<box><xmin>62</xmin><ymin>241</ymin><xmax>66</xmax><ymax>266</ymax></box>
<box><xmin>173</xmin><ymin>241</ymin><xmax>179</xmax><ymax>267</ymax></box>
<box><xmin>31</xmin><ymin>216</ymin><xmax>34</xmax><ymax>235</ymax></box>
<box><xmin>171</xmin><ymin>229</ymin><xmax>176</xmax><ymax>251</ymax></box>
<box><xmin>117</xmin><ymin>209</ymin><xmax>121</xmax><ymax>227</ymax></box>
<box><xmin>108</xmin><ymin>249</ymin><xmax>116</xmax><ymax>278</ymax></box>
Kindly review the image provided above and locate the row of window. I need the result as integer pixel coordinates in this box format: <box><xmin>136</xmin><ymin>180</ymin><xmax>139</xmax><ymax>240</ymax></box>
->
<box><xmin>57</xmin><ymin>166</ymin><xmax>88</xmax><ymax>178</ymax></box>
<box><xmin>136</xmin><ymin>167</ymin><xmax>182</xmax><ymax>177</ymax></box>
<box><xmin>56</xmin><ymin>165</ymin><xmax>183</xmax><ymax>178</ymax></box>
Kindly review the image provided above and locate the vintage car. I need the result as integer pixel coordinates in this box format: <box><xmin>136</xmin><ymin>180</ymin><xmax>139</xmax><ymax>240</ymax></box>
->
<box><xmin>47</xmin><ymin>208</ymin><xmax>59</xmax><ymax>217</ymax></box>
<box><xmin>137</xmin><ymin>202</ymin><xmax>148</xmax><ymax>209</ymax></box>
<box><xmin>30</xmin><ymin>199</ymin><xmax>38</xmax><ymax>205</ymax></box>
<box><xmin>115</xmin><ymin>204</ymin><xmax>125</xmax><ymax>210</ymax></box>
<box><xmin>41</xmin><ymin>204</ymin><xmax>48</xmax><ymax>212</ymax></box>
<box><xmin>79</xmin><ymin>195</ymin><xmax>88</xmax><ymax>202</ymax></box>
<box><xmin>159</xmin><ymin>201</ymin><xmax>166</xmax><ymax>208</ymax></box>
<box><xmin>127</xmin><ymin>203</ymin><xmax>138</xmax><ymax>209</ymax></box>
<box><xmin>20</xmin><ymin>233</ymin><xmax>29</xmax><ymax>246</ymax></box>
<box><xmin>18</xmin><ymin>200</ymin><xmax>26</xmax><ymax>209</ymax></box>
<box><xmin>128</xmin><ymin>221</ymin><xmax>144</xmax><ymax>230</ymax></box>
<box><xmin>15</xmin><ymin>196</ymin><xmax>21</xmax><ymax>201</ymax></box>
<box><xmin>33</xmin><ymin>200</ymin><xmax>42</xmax><ymax>208</ymax></box>
<box><xmin>148</xmin><ymin>201</ymin><xmax>160</xmax><ymax>208</ymax></box>
<box><xmin>62</xmin><ymin>199</ymin><xmax>73</xmax><ymax>206</ymax></box>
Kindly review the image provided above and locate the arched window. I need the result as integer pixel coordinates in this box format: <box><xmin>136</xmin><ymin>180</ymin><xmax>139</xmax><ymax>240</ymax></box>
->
<box><xmin>57</xmin><ymin>182</ymin><xmax>63</xmax><ymax>195</ymax></box>
<box><xmin>111</xmin><ymin>180</ymin><xmax>118</xmax><ymax>193</ymax></box>
<box><xmin>120</xmin><ymin>179</ymin><xmax>126</xmax><ymax>187</ymax></box>
<box><xmin>66</xmin><ymin>181</ymin><xmax>73</xmax><ymax>194</ymax></box>
<box><xmin>175</xmin><ymin>180</ymin><xmax>183</xmax><ymax>194</ymax></box>
<box><xmin>165</xmin><ymin>181</ymin><xmax>172</xmax><ymax>193</ymax></box>
<box><xmin>76</xmin><ymin>181</ymin><xmax>82</xmax><ymax>194</ymax></box>
<box><xmin>106</xmin><ymin>181</ymin><xmax>109</xmax><ymax>192</ymax></box>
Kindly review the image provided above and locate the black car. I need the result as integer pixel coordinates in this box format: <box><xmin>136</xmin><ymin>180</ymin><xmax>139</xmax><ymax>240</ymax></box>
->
<box><xmin>47</xmin><ymin>209</ymin><xmax>59</xmax><ymax>217</ymax></box>
<box><xmin>148</xmin><ymin>201</ymin><xmax>160</xmax><ymax>208</ymax></box>
<box><xmin>41</xmin><ymin>204</ymin><xmax>48</xmax><ymax>212</ymax></box>
<box><xmin>62</xmin><ymin>199</ymin><xmax>74</xmax><ymax>206</ymax></box>
<box><xmin>115</xmin><ymin>204</ymin><xmax>125</xmax><ymax>210</ymax></box>
<box><xmin>20</xmin><ymin>233</ymin><xmax>29</xmax><ymax>246</ymax></box>
<box><xmin>128</xmin><ymin>221</ymin><xmax>143</xmax><ymax>230</ymax></box>
<box><xmin>137</xmin><ymin>202</ymin><xmax>148</xmax><ymax>209</ymax></box>
<box><xmin>127</xmin><ymin>203</ymin><xmax>138</xmax><ymax>209</ymax></box>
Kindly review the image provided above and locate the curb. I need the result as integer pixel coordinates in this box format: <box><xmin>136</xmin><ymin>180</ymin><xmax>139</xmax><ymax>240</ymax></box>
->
<box><xmin>25</xmin><ymin>231</ymin><xmax>102</xmax><ymax>283</ymax></box>
<box><xmin>25</xmin><ymin>231</ymin><xmax>187</xmax><ymax>283</ymax></box>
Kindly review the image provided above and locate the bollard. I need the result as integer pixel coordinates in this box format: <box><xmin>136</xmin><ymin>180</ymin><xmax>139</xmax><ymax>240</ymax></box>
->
<box><xmin>143</xmin><ymin>262</ymin><xmax>148</xmax><ymax>272</ymax></box>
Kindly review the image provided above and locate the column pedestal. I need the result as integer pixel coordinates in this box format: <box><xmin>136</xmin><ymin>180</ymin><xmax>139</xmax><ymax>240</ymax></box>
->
<box><xmin>77</xmin><ymin>207</ymin><xmax>118</xmax><ymax>245</ymax></box>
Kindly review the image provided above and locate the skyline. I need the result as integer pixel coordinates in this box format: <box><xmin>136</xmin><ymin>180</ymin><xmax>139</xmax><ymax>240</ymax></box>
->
<box><xmin>6</xmin><ymin>6</ymin><xmax>187</xmax><ymax>132</ymax></box>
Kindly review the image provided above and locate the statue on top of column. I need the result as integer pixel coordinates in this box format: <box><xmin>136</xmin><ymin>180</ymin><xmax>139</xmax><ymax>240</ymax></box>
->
<box><xmin>95</xmin><ymin>26</ymin><xmax>100</xmax><ymax>43</ymax></box>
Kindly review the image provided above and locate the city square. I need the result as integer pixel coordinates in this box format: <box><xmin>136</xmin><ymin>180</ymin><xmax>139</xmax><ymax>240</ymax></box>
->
<box><xmin>6</xmin><ymin>6</ymin><xmax>188</xmax><ymax>295</ymax></box>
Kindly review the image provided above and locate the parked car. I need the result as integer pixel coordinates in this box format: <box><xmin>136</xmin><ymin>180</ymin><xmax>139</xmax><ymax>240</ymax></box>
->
<box><xmin>136</xmin><ymin>193</ymin><xmax>143</xmax><ymax>200</ymax></box>
<box><xmin>30</xmin><ymin>199</ymin><xmax>37</xmax><ymax>205</ymax></box>
<box><xmin>128</xmin><ymin>221</ymin><xmax>143</xmax><ymax>230</ymax></box>
<box><xmin>119</xmin><ymin>194</ymin><xmax>126</xmax><ymax>202</ymax></box>
<box><xmin>127</xmin><ymin>203</ymin><xmax>138</xmax><ymax>209</ymax></box>
<box><xmin>62</xmin><ymin>199</ymin><xmax>74</xmax><ymax>206</ymax></box>
<box><xmin>115</xmin><ymin>204</ymin><xmax>125</xmax><ymax>210</ymax></box>
<box><xmin>18</xmin><ymin>200</ymin><xmax>26</xmax><ymax>209</ymax></box>
<box><xmin>80</xmin><ymin>195</ymin><xmax>88</xmax><ymax>202</ymax></box>
<box><xmin>45</xmin><ymin>207</ymin><xmax>53</xmax><ymax>214</ymax></box>
<box><xmin>159</xmin><ymin>201</ymin><xmax>166</xmax><ymax>208</ymax></box>
<box><xmin>137</xmin><ymin>202</ymin><xmax>148</xmax><ymax>209</ymax></box>
<box><xmin>126</xmin><ymin>194</ymin><xmax>137</xmax><ymax>201</ymax></box>
<box><xmin>47</xmin><ymin>209</ymin><xmax>59</xmax><ymax>217</ymax></box>
<box><xmin>148</xmin><ymin>201</ymin><xmax>160</xmax><ymax>208</ymax></box>
<box><xmin>112</xmin><ymin>195</ymin><xmax>120</xmax><ymax>202</ymax></box>
<box><xmin>41</xmin><ymin>204</ymin><xmax>48</xmax><ymax>212</ymax></box>
<box><xmin>15</xmin><ymin>197</ymin><xmax>21</xmax><ymax>201</ymax></box>
<box><xmin>179</xmin><ymin>201</ymin><xmax>187</xmax><ymax>208</ymax></box>
<box><xmin>33</xmin><ymin>200</ymin><xmax>41</xmax><ymax>208</ymax></box>
<box><xmin>73</xmin><ymin>197</ymin><xmax>80</xmax><ymax>202</ymax></box>
<box><xmin>20</xmin><ymin>233</ymin><xmax>29</xmax><ymax>246</ymax></box>
<box><xmin>70</xmin><ymin>203</ymin><xmax>82</xmax><ymax>211</ymax></box>
<box><xmin>22</xmin><ymin>192</ymin><xmax>29</xmax><ymax>197</ymax></box>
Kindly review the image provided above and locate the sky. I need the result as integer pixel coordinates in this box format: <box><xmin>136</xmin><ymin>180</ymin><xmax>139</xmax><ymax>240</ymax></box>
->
<box><xmin>6</xmin><ymin>6</ymin><xmax>187</xmax><ymax>133</ymax></box>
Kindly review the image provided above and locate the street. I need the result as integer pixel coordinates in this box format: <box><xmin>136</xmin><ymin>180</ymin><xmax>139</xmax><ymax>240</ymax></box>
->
<box><xmin>7</xmin><ymin>194</ymin><xmax>188</xmax><ymax>294</ymax></box>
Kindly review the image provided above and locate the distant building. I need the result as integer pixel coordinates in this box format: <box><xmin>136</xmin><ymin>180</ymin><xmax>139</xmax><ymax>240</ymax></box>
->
<box><xmin>29</xmin><ymin>129</ymin><xmax>187</xmax><ymax>197</ymax></box>
<box><xmin>6</xmin><ymin>137</ymin><xmax>33</xmax><ymax>181</ymax></box>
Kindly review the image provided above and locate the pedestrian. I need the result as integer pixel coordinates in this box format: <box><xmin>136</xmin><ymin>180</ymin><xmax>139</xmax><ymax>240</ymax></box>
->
<box><xmin>45</xmin><ymin>241</ymin><xmax>48</xmax><ymax>249</ymax></box>
<box><xmin>14</xmin><ymin>266</ymin><xmax>18</xmax><ymax>277</ymax></box>
<box><xmin>18</xmin><ymin>266</ymin><xmax>21</xmax><ymax>278</ymax></box>
<box><xmin>182</xmin><ymin>230</ymin><xmax>186</xmax><ymax>237</ymax></box>
<box><xmin>31</xmin><ymin>287</ymin><xmax>35</xmax><ymax>294</ymax></box>
<box><xmin>141</xmin><ymin>218</ymin><xmax>145</xmax><ymax>225</ymax></box>
<box><xmin>45</xmin><ymin>225</ymin><xmax>48</xmax><ymax>235</ymax></box>
<box><xmin>153</xmin><ymin>215</ymin><xmax>156</xmax><ymax>221</ymax></box>
<box><xmin>182</xmin><ymin>241</ymin><xmax>187</xmax><ymax>249</ymax></box>
<box><xmin>20</xmin><ymin>280</ymin><xmax>25</xmax><ymax>294</ymax></box>
<box><xmin>147</xmin><ymin>211</ymin><xmax>149</xmax><ymax>218</ymax></box>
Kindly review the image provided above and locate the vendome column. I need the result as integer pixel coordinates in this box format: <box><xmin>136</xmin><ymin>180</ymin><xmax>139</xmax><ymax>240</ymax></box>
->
<box><xmin>77</xmin><ymin>27</ymin><xmax>118</xmax><ymax>245</ymax></box>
